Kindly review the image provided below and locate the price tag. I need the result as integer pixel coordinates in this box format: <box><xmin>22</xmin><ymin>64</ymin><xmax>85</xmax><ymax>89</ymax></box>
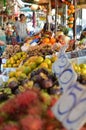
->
<box><xmin>52</xmin><ymin>46</ymin><xmax>77</xmax><ymax>91</ymax></box>
<box><xmin>52</xmin><ymin>83</ymin><xmax>86</xmax><ymax>130</ymax></box>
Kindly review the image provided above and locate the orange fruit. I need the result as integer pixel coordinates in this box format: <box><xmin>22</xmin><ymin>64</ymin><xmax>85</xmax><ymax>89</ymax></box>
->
<box><xmin>43</xmin><ymin>38</ymin><xmax>50</xmax><ymax>43</ymax></box>
<box><xmin>69</xmin><ymin>17</ymin><xmax>74</xmax><ymax>21</ymax></box>
<box><xmin>68</xmin><ymin>23</ymin><xmax>73</xmax><ymax>28</ymax></box>
<box><xmin>71</xmin><ymin>9</ymin><xmax>75</xmax><ymax>13</ymax></box>
<box><xmin>50</xmin><ymin>37</ymin><xmax>56</xmax><ymax>44</ymax></box>
<box><xmin>67</xmin><ymin>9</ymin><xmax>72</xmax><ymax>15</ymax></box>
<box><xmin>69</xmin><ymin>5</ymin><xmax>74</xmax><ymax>10</ymax></box>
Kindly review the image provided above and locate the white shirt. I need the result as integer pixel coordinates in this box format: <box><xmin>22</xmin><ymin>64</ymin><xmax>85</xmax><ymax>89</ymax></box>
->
<box><xmin>15</xmin><ymin>21</ymin><xmax>28</xmax><ymax>39</ymax></box>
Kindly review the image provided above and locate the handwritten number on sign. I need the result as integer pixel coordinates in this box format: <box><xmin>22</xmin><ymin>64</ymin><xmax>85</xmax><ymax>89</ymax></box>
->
<box><xmin>67</xmin><ymin>96</ymin><xmax>86</xmax><ymax>124</ymax></box>
<box><xmin>59</xmin><ymin>69</ymin><xmax>73</xmax><ymax>84</ymax></box>
<box><xmin>52</xmin><ymin>46</ymin><xmax>86</xmax><ymax>130</ymax></box>
<box><xmin>57</xmin><ymin>84</ymin><xmax>83</xmax><ymax>116</ymax></box>
<box><xmin>58</xmin><ymin>54</ymin><xmax>67</xmax><ymax>68</ymax></box>
<box><xmin>58</xmin><ymin>92</ymin><xmax>76</xmax><ymax>115</ymax></box>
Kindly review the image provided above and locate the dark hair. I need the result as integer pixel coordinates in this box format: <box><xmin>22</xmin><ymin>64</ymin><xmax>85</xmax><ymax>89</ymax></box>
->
<box><xmin>19</xmin><ymin>14</ymin><xmax>25</xmax><ymax>19</ymax></box>
<box><xmin>15</xmin><ymin>17</ymin><xmax>18</xmax><ymax>21</ymax></box>
<box><xmin>6</xmin><ymin>22</ymin><xmax>10</xmax><ymax>25</ymax></box>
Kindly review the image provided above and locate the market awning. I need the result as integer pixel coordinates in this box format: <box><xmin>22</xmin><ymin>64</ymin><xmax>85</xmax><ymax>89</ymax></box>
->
<box><xmin>22</xmin><ymin>0</ymin><xmax>63</xmax><ymax>8</ymax></box>
<box><xmin>20</xmin><ymin>7</ymin><xmax>32</xmax><ymax>12</ymax></box>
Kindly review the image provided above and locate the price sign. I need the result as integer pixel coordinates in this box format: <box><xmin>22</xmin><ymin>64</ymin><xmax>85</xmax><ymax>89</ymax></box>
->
<box><xmin>52</xmin><ymin>46</ymin><xmax>77</xmax><ymax>91</ymax></box>
<box><xmin>52</xmin><ymin>83</ymin><xmax>86</xmax><ymax>130</ymax></box>
<box><xmin>52</xmin><ymin>46</ymin><xmax>86</xmax><ymax>130</ymax></box>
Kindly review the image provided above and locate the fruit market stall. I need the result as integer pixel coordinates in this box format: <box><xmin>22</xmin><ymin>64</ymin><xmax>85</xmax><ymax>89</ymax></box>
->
<box><xmin>0</xmin><ymin>44</ymin><xmax>86</xmax><ymax>130</ymax></box>
<box><xmin>0</xmin><ymin>1</ymin><xmax>86</xmax><ymax>130</ymax></box>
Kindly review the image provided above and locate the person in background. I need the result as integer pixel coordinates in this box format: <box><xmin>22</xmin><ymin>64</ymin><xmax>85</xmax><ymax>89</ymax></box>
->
<box><xmin>43</xmin><ymin>16</ymin><xmax>55</xmax><ymax>32</ymax></box>
<box><xmin>5</xmin><ymin>22</ymin><xmax>13</xmax><ymax>44</ymax></box>
<box><xmin>14</xmin><ymin>17</ymin><xmax>19</xmax><ymax>27</ymax></box>
<box><xmin>14</xmin><ymin>14</ymin><xmax>29</xmax><ymax>43</ymax></box>
<box><xmin>0</xmin><ymin>40</ymin><xmax>4</xmax><ymax>72</ymax></box>
<box><xmin>0</xmin><ymin>40</ymin><xmax>5</xmax><ymax>57</ymax></box>
<box><xmin>0</xmin><ymin>40</ymin><xmax>5</xmax><ymax>46</ymax></box>
<box><xmin>80</xmin><ymin>27</ymin><xmax>86</xmax><ymax>40</ymax></box>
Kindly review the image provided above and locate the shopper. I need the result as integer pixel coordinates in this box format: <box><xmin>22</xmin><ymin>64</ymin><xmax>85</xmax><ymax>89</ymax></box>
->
<box><xmin>14</xmin><ymin>14</ymin><xmax>29</xmax><ymax>43</ymax></box>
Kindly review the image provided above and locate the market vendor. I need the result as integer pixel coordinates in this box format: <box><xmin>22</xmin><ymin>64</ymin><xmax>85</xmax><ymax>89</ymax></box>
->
<box><xmin>14</xmin><ymin>14</ymin><xmax>29</xmax><ymax>43</ymax></box>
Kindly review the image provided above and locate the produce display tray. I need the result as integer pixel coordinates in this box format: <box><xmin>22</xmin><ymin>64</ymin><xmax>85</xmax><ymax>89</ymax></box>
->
<box><xmin>67</xmin><ymin>49</ymin><xmax>86</xmax><ymax>59</ymax></box>
<box><xmin>70</xmin><ymin>56</ymin><xmax>86</xmax><ymax>64</ymax></box>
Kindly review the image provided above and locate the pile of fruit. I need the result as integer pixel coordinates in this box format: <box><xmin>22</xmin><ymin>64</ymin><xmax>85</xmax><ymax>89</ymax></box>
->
<box><xmin>67</xmin><ymin>4</ymin><xmax>75</xmax><ymax>28</ymax></box>
<box><xmin>62</xmin><ymin>0</ymin><xmax>75</xmax><ymax>28</ymax></box>
<box><xmin>2</xmin><ymin>45</ymin><xmax>21</xmax><ymax>59</ymax></box>
<box><xmin>0</xmin><ymin>87</ymin><xmax>12</xmax><ymax>102</ymax></box>
<box><xmin>23</xmin><ymin>55</ymin><xmax>57</xmax><ymax>68</ymax></box>
<box><xmin>0</xmin><ymin>87</ymin><xmax>86</xmax><ymax>130</ymax></box>
<box><xmin>3</xmin><ymin>52</ymin><xmax>27</xmax><ymax>68</ymax></box>
<box><xmin>73</xmin><ymin>63</ymin><xmax>86</xmax><ymax>85</ymax></box>
<box><xmin>27</xmin><ymin>44</ymin><xmax>54</xmax><ymax>57</ymax></box>
<box><xmin>0</xmin><ymin>55</ymin><xmax>59</xmax><ymax>101</ymax></box>
<box><xmin>6</xmin><ymin>66</ymin><xmax>59</xmax><ymax>94</ymax></box>
<box><xmin>0</xmin><ymin>88</ymin><xmax>64</xmax><ymax>130</ymax></box>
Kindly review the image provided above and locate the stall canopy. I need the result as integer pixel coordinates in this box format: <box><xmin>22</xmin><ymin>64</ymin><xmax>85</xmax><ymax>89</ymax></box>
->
<box><xmin>20</xmin><ymin>7</ymin><xmax>31</xmax><ymax>12</ymax></box>
<box><xmin>77</xmin><ymin>0</ymin><xmax>86</xmax><ymax>8</ymax></box>
<box><xmin>23</xmin><ymin>0</ymin><xmax>63</xmax><ymax>8</ymax></box>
